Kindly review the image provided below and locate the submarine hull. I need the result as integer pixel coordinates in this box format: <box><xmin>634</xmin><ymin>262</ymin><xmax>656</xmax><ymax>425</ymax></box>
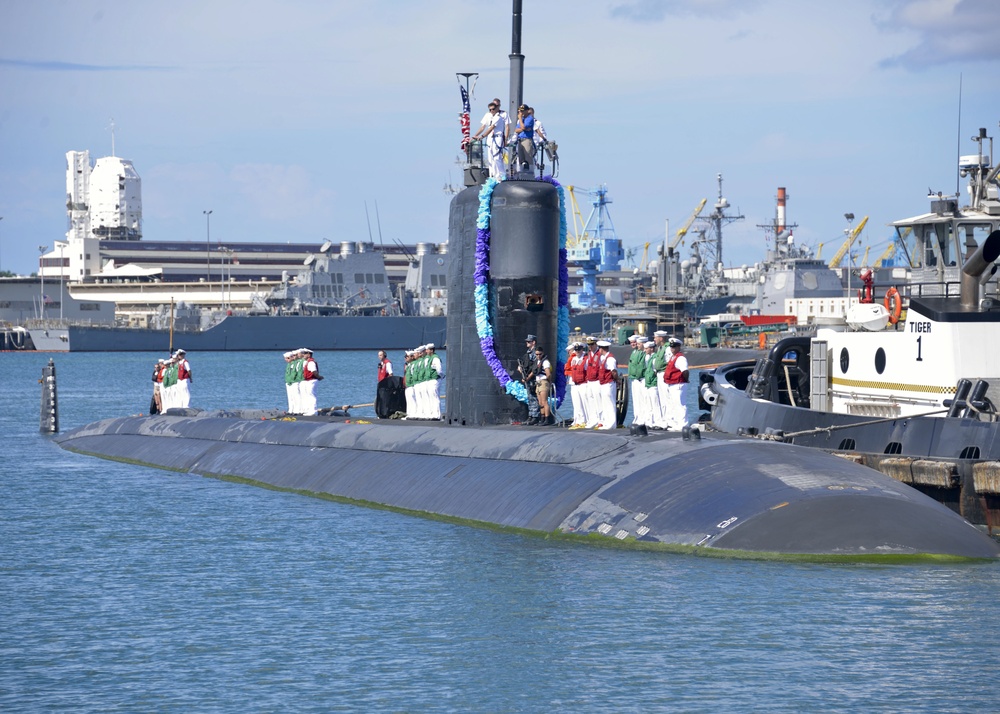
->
<box><xmin>54</xmin><ymin>412</ymin><xmax>1000</xmax><ymax>560</ymax></box>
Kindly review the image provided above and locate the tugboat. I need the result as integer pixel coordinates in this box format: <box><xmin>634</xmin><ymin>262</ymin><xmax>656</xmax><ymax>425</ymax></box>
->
<box><xmin>702</xmin><ymin>124</ymin><xmax>1000</xmax><ymax>527</ymax></box>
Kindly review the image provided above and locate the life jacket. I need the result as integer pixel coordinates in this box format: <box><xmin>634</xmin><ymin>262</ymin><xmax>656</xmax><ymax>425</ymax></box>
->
<box><xmin>303</xmin><ymin>358</ymin><xmax>319</xmax><ymax>380</ymax></box>
<box><xmin>177</xmin><ymin>359</ymin><xmax>191</xmax><ymax>381</ymax></box>
<box><xmin>663</xmin><ymin>352</ymin><xmax>688</xmax><ymax>385</ymax></box>
<box><xmin>570</xmin><ymin>354</ymin><xmax>586</xmax><ymax>384</ymax></box>
<box><xmin>378</xmin><ymin>359</ymin><xmax>392</xmax><ymax>383</ymax></box>
<box><xmin>585</xmin><ymin>350</ymin><xmax>600</xmax><ymax>381</ymax></box>
<box><xmin>628</xmin><ymin>348</ymin><xmax>645</xmax><ymax>379</ymax></box>
<box><xmin>426</xmin><ymin>355</ymin><xmax>440</xmax><ymax>381</ymax></box>
<box><xmin>597</xmin><ymin>352</ymin><xmax>617</xmax><ymax>385</ymax></box>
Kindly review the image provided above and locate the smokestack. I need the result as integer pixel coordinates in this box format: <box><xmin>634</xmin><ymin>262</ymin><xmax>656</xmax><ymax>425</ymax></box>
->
<box><xmin>508</xmin><ymin>0</ymin><xmax>523</xmax><ymax>119</ymax></box>
<box><xmin>776</xmin><ymin>187</ymin><xmax>787</xmax><ymax>235</ymax></box>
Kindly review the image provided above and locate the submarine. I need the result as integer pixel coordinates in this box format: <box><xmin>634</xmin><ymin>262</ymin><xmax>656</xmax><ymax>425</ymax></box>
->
<box><xmin>53</xmin><ymin>2</ymin><xmax>1000</xmax><ymax>561</ymax></box>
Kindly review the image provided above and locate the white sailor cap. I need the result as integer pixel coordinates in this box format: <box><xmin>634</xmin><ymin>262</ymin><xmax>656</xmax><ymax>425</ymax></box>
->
<box><xmin>174</xmin><ymin>348</ymin><xmax>186</xmax><ymax>355</ymax></box>
<box><xmin>301</xmin><ymin>347</ymin><xmax>313</xmax><ymax>353</ymax></box>
<box><xmin>627</xmin><ymin>335</ymin><xmax>639</xmax><ymax>342</ymax></box>
<box><xmin>414</xmin><ymin>344</ymin><xmax>426</xmax><ymax>351</ymax></box>
<box><xmin>668</xmin><ymin>337</ymin><xmax>682</xmax><ymax>346</ymax></box>
<box><xmin>644</xmin><ymin>340</ymin><xmax>656</xmax><ymax>347</ymax></box>
<box><xmin>653</xmin><ymin>330</ymin><xmax>668</xmax><ymax>337</ymax></box>
<box><xmin>597</xmin><ymin>340</ymin><xmax>611</xmax><ymax>348</ymax></box>
<box><xmin>426</xmin><ymin>342</ymin><xmax>435</xmax><ymax>349</ymax></box>
<box><xmin>157</xmin><ymin>358</ymin><xmax>166</xmax><ymax>363</ymax></box>
<box><xmin>566</xmin><ymin>344</ymin><xmax>575</xmax><ymax>351</ymax></box>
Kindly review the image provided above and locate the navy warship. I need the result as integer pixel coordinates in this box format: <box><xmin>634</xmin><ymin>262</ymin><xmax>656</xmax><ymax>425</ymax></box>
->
<box><xmin>52</xmin><ymin>2</ymin><xmax>999</xmax><ymax>561</ymax></box>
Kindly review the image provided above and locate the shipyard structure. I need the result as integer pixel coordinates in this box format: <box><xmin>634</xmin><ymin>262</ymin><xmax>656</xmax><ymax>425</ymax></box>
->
<box><xmin>35</xmin><ymin>150</ymin><xmax>449</xmax><ymax>316</ymax></box>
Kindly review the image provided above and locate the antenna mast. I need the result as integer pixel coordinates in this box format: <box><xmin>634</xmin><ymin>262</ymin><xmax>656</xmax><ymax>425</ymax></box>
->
<box><xmin>508</xmin><ymin>0</ymin><xmax>523</xmax><ymax>119</ymax></box>
<box><xmin>109</xmin><ymin>117</ymin><xmax>116</xmax><ymax>157</ymax></box>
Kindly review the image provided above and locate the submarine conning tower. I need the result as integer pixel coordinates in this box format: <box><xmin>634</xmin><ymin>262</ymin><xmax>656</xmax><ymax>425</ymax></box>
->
<box><xmin>446</xmin><ymin>179</ymin><xmax>562</xmax><ymax>425</ymax></box>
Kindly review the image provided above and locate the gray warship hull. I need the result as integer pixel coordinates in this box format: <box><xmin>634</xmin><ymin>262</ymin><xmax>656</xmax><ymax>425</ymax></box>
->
<box><xmin>66</xmin><ymin>314</ymin><xmax>448</xmax><ymax>352</ymax></box>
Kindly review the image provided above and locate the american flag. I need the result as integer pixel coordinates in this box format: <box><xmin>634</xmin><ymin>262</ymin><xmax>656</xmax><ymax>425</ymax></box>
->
<box><xmin>459</xmin><ymin>85</ymin><xmax>471</xmax><ymax>151</ymax></box>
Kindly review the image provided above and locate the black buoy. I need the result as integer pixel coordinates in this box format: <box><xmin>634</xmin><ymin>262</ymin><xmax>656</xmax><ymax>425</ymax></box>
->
<box><xmin>40</xmin><ymin>359</ymin><xmax>58</xmax><ymax>434</ymax></box>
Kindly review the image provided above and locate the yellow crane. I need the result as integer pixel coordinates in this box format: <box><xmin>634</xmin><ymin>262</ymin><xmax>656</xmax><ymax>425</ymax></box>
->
<box><xmin>670</xmin><ymin>198</ymin><xmax>708</xmax><ymax>250</ymax></box>
<box><xmin>873</xmin><ymin>242</ymin><xmax>896</xmax><ymax>268</ymax></box>
<box><xmin>872</xmin><ymin>228</ymin><xmax>912</xmax><ymax>268</ymax></box>
<box><xmin>566</xmin><ymin>185</ymin><xmax>589</xmax><ymax>247</ymax></box>
<box><xmin>828</xmin><ymin>215</ymin><xmax>869</xmax><ymax>268</ymax></box>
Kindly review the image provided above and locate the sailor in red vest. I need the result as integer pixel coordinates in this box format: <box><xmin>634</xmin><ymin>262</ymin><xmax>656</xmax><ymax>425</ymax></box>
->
<box><xmin>174</xmin><ymin>349</ymin><xmax>192</xmax><ymax>408</ymax></box>
<box><xmin>300</xmin><ymin>348</ymin><xmax>321</xmax><ymax>416</ymax></box>
<box><xmin>663</xmin><ymin>337</ymin><xmax>690</xmax><ymax>430</ymax></box>
<box><xmin>583</xmin><ymin>336</ymin><xmax>601</xmax><ymax>428</ymax></box>
<box><xmin>595</xmin><ymin>340</ymin><xmax>618</xmax><ymax>430</ymax></box>
<box><xmin>377</xmin><ymin>350</ymin><xmax>393</xmax><ymax>382</ymax></box>
<box><xmin>567</xmin><ymin>342</ymin><xmax>588</xmax><ymax>429</ymax></box>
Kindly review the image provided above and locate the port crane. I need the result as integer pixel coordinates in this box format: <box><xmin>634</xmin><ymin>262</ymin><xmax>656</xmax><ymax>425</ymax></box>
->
<box><xmin>564</xmin><ymin>185</ymin><xmax>624</xmax><ymax>308</ymax></box>
<box><xmin>670</xmin><ymin>198</ymin><xmax>708</xmax><ymax>250</ymax></box>
<box><xmin>828</xmin><ymin>215</ymin><xmax>869</xmax><ymax>268</ymax></box>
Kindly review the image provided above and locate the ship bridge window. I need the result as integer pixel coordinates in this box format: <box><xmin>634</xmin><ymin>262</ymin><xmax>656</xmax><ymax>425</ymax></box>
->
<box><xmin>366</xmin><ymin>273</ymin><xmax>374</xmax><ymax>284</ymax></box>
<box><xmin>431</xmin><ymin>275</ymin><xmax>439</xmax><ymax>286</ymax></box>
<box><xmin>355</xmin><ymin>273</ymin><xmax>364</xmax><ymax>284</ymax></box>
<box><xmin>333</xmin><ymin>273</ymin><xmax>343</xmax><ymax>284</ymax></box>
<box><xmin>375</xmin><ymin>274</ymin><xmax>384</xmax><ymax>284</ymax></box>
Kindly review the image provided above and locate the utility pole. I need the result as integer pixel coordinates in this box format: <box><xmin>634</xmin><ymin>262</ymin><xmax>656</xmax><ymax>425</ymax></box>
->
<box><xmin>203</xmin><ymin>210</ymin><xmax>213</xmax><ymax>284</ymax></box>
<box><xmin>38</xmin><ymin>245</ymin><xmax>47</xmax><ymax>320</ymax></box>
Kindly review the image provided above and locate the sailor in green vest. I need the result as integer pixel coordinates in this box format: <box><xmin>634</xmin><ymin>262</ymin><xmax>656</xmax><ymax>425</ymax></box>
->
<box><xmin>425</xmin><ymin>343</ymin><xmax>443</xmax><ymax>420</ymax></box>
<box><xmin>651</xmin><ymin>331</ymin><xmax>671</xmax><ymax>429</ymax></box>
<box><xmin>283</xmin><ymin>351</ymin><xmax>296</xmax><ymax>413</ymax></box>
<box><xmin>410</xmin><ymin>345</ymin><xmax>427</xmax><ymax>419</ymax></box>
<box><xmin>403</xmin><ymin>350</ymin><xmax>416</xmax><ymax>418</ymax></box>
<box><xmin>626</xmin><ymin>334</ymin><xmax>647</xmax><ymax>426</ymax></box>
<box><xmin>417</xmin><ymin>344</ymin><xmax>433</xmax><ymax>419</ymax></box>
<box><xmin>291</xmin><ymin>348</ymin><xmax>306</xmax><ymax>414</ymax></box>
<box><xmin>642</xmin><ymin>340</ymin><xmax>662</xmax><ymax>429</ymax></box>
<box><xmin>161</xmin><ymin>354</ymin><xmax>179</xmax><ymax>412</ymax></box>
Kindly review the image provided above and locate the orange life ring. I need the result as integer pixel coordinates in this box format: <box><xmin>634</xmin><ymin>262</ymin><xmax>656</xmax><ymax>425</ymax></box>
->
<box><xmin>884</xmin><ymin>287</ymin><xmax>902</xmax><ymax>325</ymax></box>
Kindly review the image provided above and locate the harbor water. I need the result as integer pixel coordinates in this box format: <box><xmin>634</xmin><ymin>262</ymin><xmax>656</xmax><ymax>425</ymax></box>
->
<box><xmin>3</xmin><ymin>350</ymin><xmax>1000</xmax><ymax>712</ymax></box>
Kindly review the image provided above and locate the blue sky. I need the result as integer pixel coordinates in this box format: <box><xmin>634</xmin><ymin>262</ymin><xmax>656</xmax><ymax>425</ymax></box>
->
<box><xmin>1</xmin><ymin>0</ymin><xmax>997</xmax><ymax>276</ymax></box>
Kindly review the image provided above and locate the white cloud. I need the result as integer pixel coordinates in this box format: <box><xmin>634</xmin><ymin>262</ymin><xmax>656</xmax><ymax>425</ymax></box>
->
<box><xmin>876</xmin><ymin>0</ymin><xmax>1000</xmax><ymax>68</ymax></box>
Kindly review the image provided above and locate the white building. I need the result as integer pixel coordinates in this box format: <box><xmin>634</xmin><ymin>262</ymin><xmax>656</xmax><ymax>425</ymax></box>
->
<box><xmin>42</xmin><ymin>150</ymin><xmax>143</xmax><ymax>281</ymax></box>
